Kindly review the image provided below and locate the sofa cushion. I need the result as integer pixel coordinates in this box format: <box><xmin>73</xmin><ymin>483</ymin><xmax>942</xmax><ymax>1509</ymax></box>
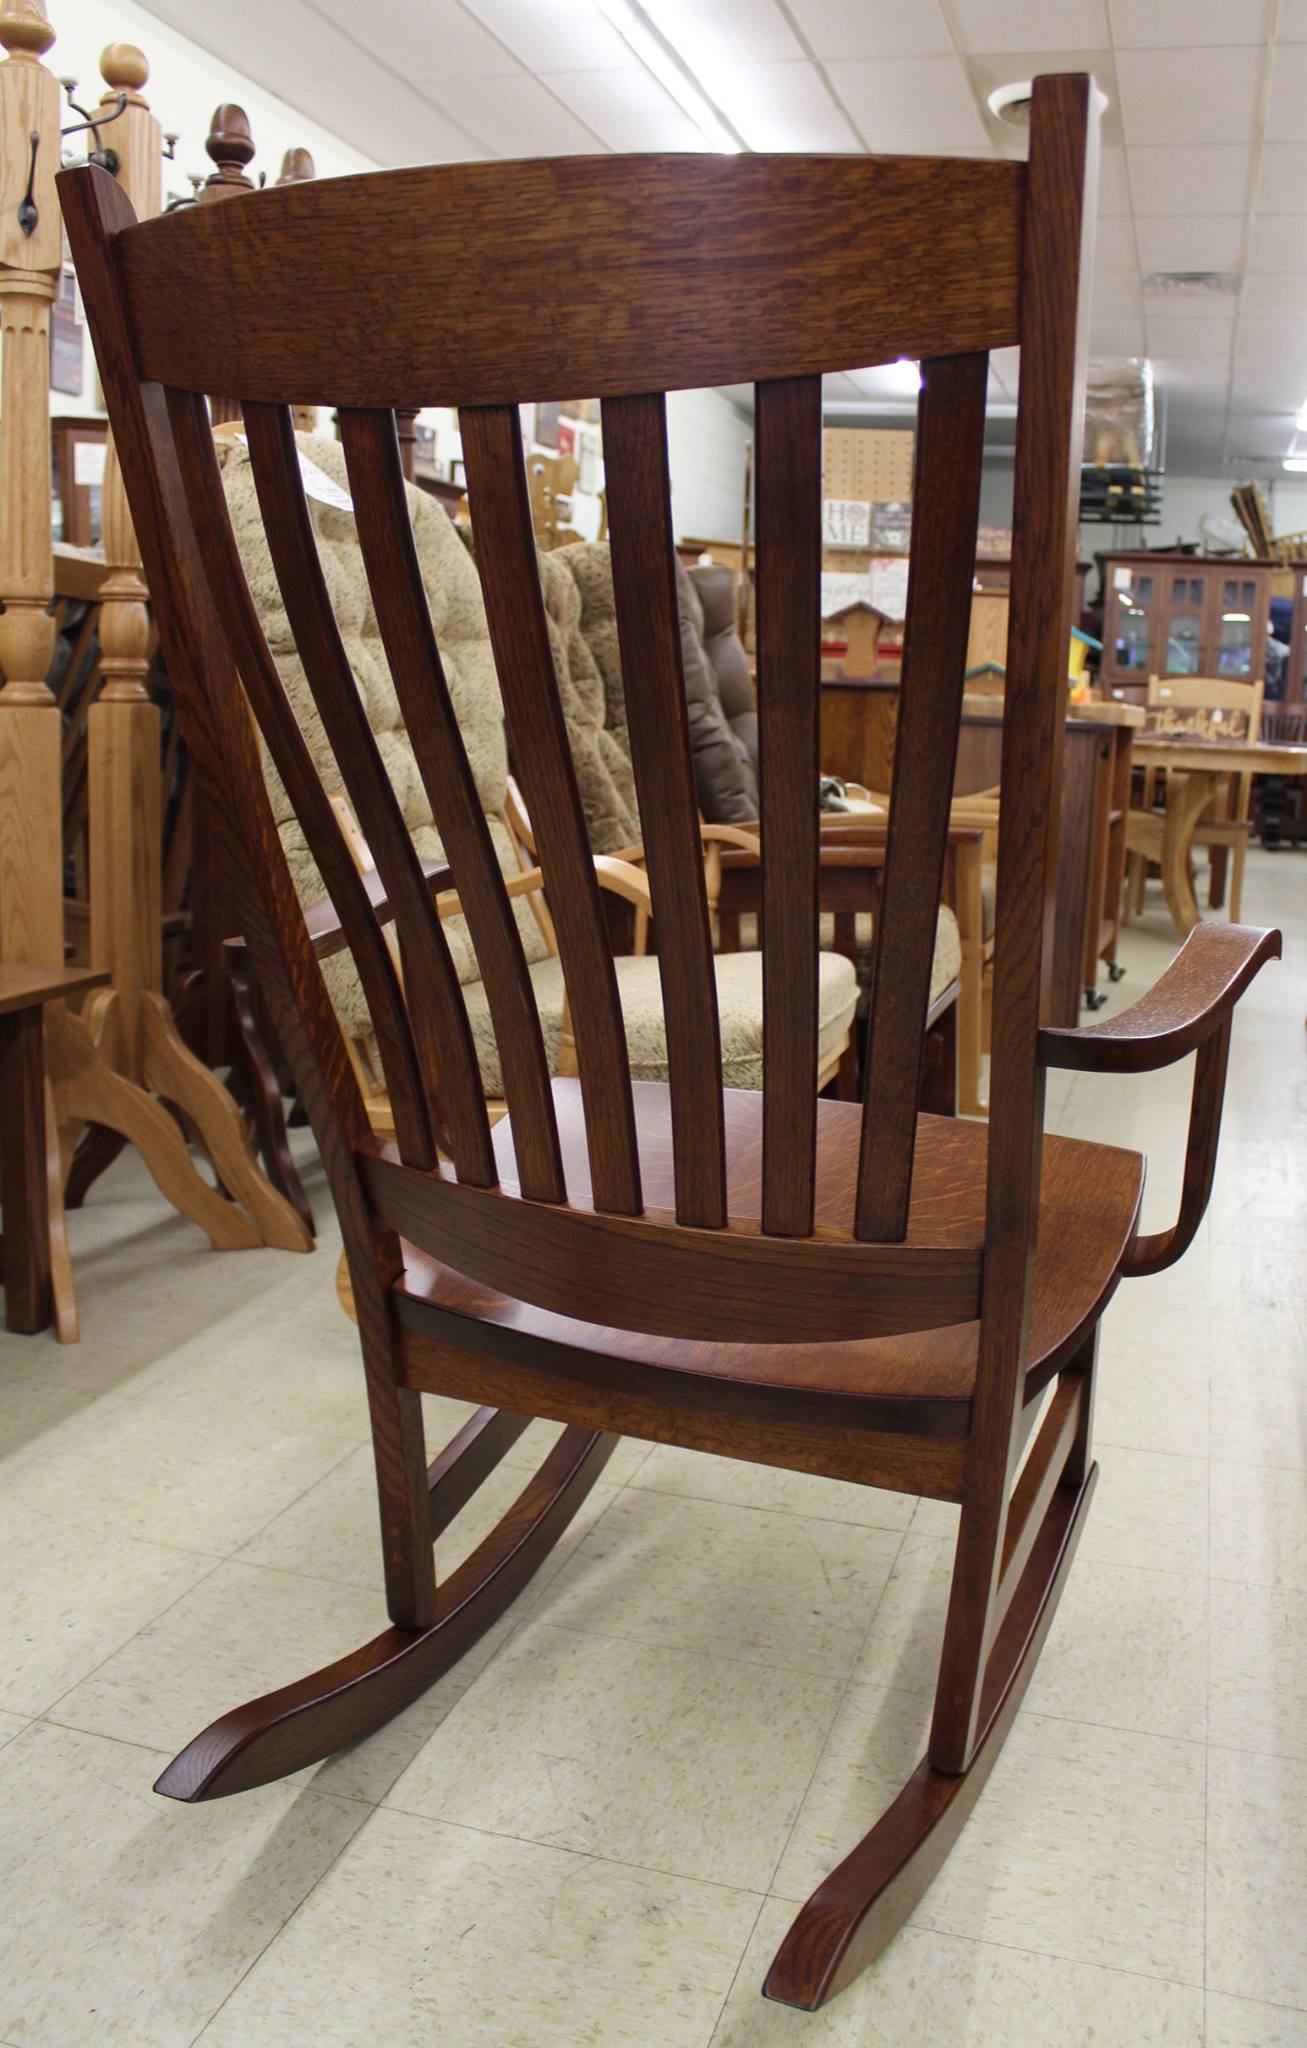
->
<box><xmin>463</xmin><ymin>947</ymin><xmax>859</xmax><ymax>1098</ymax></box>
<box><xmin>675</xmin><ymin>558</ymin><xmax>760</xmax><ymax>824</ymax></box>
<box><xmin>217</xmin><ymin>430</ymin><xmax>550</xmax><ymax>1045</ymax></box>
<box><xmin>538</xmin><ymin>547</ymin><xmax>640</xmax><ymax>853</ymax></box>
<box><xmin>719</xmin><ymin>906</ymin><xmax>961</xmax><ymax>1016</ymax></box>
<box><xmin>687</xmin><ymin>561</ymin><xmax>758</xmax><ymax>777</ymax></box>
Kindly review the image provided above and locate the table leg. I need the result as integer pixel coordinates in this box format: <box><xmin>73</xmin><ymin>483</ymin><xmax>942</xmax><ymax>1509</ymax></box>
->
<box><xmin>1161</xmin><ymin>771</ymin><xmax>1219</xmax><ymax>939</ymax></box>
<box><xmin>0</xmin><ymin>1006</ymin><xmax>52</xmax><ymax>1334</ymax></box>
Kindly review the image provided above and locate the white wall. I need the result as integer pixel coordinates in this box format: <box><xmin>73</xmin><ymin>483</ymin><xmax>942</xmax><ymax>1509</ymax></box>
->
<box><xmin>665</xmin><ymin>389</ymin><xmax>753</xmax><ymax>546</ymax></box>
<box><xmin>47</xmin><ymin>0</ymin><xmax>378</xmax><ymax>417</ymax></box>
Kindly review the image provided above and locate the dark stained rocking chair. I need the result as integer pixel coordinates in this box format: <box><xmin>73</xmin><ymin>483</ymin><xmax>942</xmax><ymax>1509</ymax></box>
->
<box><xmin>60</xmin><ymin>77</ymin><xmax>1279</xmax><ymax>2011</ymax></box>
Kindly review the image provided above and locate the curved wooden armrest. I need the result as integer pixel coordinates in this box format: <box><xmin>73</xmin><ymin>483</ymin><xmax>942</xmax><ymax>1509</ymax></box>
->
<box><xmin>591</xmin><ymin>854</ymin><xmax>653</xmax><ymax>913</ymax></box>
<box><xmin>301</xmin><ymin>858</ymin><xmax>454</xmax><ymax>960</ymax></box>
<box><xmin>1038</xmin><ymin>922</ymin><xmax>1281</xmax><ymax>1074</ymax></box>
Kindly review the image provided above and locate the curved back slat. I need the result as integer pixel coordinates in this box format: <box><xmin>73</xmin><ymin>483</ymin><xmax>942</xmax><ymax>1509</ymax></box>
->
<box><xmin>857</xmin><ymin>352</ymin><xmax>989</xmax><ymax>1240</ymax></box>
<box><xmin>753</xmin><ymin>375</ymin><xmax>823</xmax><ymax>1238</ymax></box>
<box><xmin>602</xmin><ymin>393</ymin><xmax>726</xmax><ymax>1229</ymax></box>
<box><xmin>165</xmin><ymin>387</ymin><xmax>444</xmax><ymax>1171</ymax></box>
<box><xmin>337</xmin><ymin>407</ymin><xmax>565</xmax><ymax>1205</ymax></box>
<box><xmin>460</xmin><ymin>404</ymin><xmax>642</xmax><ymax>1217</ymax></box>
<box><xmin>238</xmin><ymin>400</ymin><xmax>494</xmax><ymax>1184</ymax></box>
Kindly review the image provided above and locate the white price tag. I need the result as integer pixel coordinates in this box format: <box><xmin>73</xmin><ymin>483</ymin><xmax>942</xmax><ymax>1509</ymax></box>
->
<box><xmin>74</xmin><ymin>439</ymin><xmax>107</xmax><ymax>487</ymax></box>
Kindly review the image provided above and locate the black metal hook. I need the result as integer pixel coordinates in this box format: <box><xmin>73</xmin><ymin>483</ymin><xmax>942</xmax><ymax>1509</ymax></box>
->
<box><xmin>18</xmin><ymin>130</ymin><xmax>39</xmax><ymax>237</ymax></box>
<box><xmin>59</xmin><ymin>83</ymin><xmax>129</xmax><ymax>175</ymax></box>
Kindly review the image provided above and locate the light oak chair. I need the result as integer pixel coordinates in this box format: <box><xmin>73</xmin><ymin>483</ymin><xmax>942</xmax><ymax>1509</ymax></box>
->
<box><xmin>1125</xmin><ymin>672</ymin><xmax>1264</xmax><ymax>925</ymax></box>
<box><xmin>63</xmin><ymin>75</ymin><xmax>1279</xmax><ymax>2010</ymax></box>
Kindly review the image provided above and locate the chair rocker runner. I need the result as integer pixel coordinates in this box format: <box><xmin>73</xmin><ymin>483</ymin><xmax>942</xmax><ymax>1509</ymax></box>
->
<box><xmin>60</xmin><ymin>76</ymin><xmax>1279</xmax><ymax>2011</ymax></box>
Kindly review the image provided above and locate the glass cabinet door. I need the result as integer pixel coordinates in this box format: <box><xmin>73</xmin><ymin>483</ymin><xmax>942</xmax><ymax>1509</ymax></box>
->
<box><xmin>1163</xmin><ymin>573</ymin><xmax>1205</xmax><ymax>675</ymax></box>
<box><xmin>1111</xmin><ymin>572</ymin><xmax>1154</xmax><ymax>674</ymax></box>
<box><xmin>1216</xmin><ymin>576</ymin><xmax>1257</xmax><ymax>677</ymax></box>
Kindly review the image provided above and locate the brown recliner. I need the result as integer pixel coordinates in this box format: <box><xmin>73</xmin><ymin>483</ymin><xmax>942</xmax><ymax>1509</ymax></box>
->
<box><xmin>687</xmin><ymin>560</ymin><xmax>759</xmax><ymax>794</ymax></box>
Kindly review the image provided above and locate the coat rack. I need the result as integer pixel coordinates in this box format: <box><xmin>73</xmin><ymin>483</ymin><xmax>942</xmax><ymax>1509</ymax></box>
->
<box><xmin>0</xmin><ymin>12</ymin><xmax>309</xmax><ymax>1340</ymax></box>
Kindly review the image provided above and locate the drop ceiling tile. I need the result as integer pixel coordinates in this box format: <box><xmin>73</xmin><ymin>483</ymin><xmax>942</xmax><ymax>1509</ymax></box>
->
<box><xmin>1237</xmin><ymin>315</ymin><xmax>1307</xmax><ymax>360</ymax></box>
<box><xmin>822</xmin><ymin>373</ymin><xmax>866</xmax><ymax>400</ymax></box>
<box><xmin>1097</xmin><ymin>143</ymin><xmax>1132</xmax><ymax>214</ymax></box>
<box><xmin>1134</xmin><ymin>216</ymin><xmax>1246</xmax><ymax>272</ymax></box>
<box><xmin>1089</xmin><ymin>315</ymin><xmax>1146</xmax><ymax>352</ymax></box>
<box><xmin>829</xmin><ymin>56</ymin><xmax>990</xmax><ymax>151</ymax></box>
<box><xmin>1241</xmin><ymin>270</ymin><xmax>1307</xmax><ymax>315</ymax></box>
<box><xmin>783</xmin><ymin>0</ymin><xmax>953</xmax><ymax>61</ymax></box>
<box><xmin>950</xmin><ymin>0</ymin><xmax>1109</xmax><ymax>52</ymax></box>
<box><xmin>312</xmin><ymin>0</ymin><xmax>519</xmax><ymax>79</ymax></box>
<box><xmin>1144</xmin><ymin>287</ymin><xmax>1239</xmax><ymax>322</ymax></box>
<box><xmin>1116</xmin><ymin>46</ymin><xmax>1263</xmax><ymax>146</ymax></box>
<box><xmin>1094</xmin><ymin>215</ymin><xmax>1139</xmax><ymax>266</ymax></box>
<box><xmin>1257</xmin><ymin>144</ymin><xmax>1307</xmax><ymax>213</ymax></box>
<box><xmin>457</xmin><ymin>73</ymin><xmax>608</xmax><ymax>155</ymax></box>
<box><xmin>1127</xmin><ymin>144</ymin><xmax>1254</xmax><ymax>217</ymax></box>
<box><xmin>1146</xmin><ymin>312</ymin><xmax>1237</xmax><ymax>353</ymax></box>
<box><xmin>711</xmin><ymin>62</ymin><xmax>862</xmax><ymax>151</ymax></box>
<box><xmin>1149</xmin><ymin>353</ymin><xmax>1232</xmax><ymax>390</ymax></box>
<box><xmin>542</xmin><ymin>67</ymin><xmax>705</xmax><ymax>149</ymax></box>
<box><xmin>1110</xmin><ymin>0</ymin><xmax>1270</xmax><ymax>46</ymax></box>
<box><xmin>460</xmin><ymin>0</ymin><xmax>639</xmax><ymax>72</ymax></box>
<box><xmin>1249</xmin><ymin>216</ymin><xmax>1307</xmax><ymax>269</ymax></box>
<box><xmin>1092</xmin><ymin>271</ymin><xmax>1144</xmax><ymax>315</ymax></box>
<box><xmin>1267</xmin><ymin>44</ymin><xmax>1307</xmax><ymax>142</ymax></box>
<box><xmin>642</xmin><ymin>0</ymin><xmax>805</xmax><ymax>68</ymax></box>
<box><xmin>990</xmin><ymin>344</ymin><xmax>1021</xmax><ymax>392</ymax></box>
<box><xmin>1278</xmin><ymin>0</ymin><xmax>1307</xmax><ymax>35</ymax></box>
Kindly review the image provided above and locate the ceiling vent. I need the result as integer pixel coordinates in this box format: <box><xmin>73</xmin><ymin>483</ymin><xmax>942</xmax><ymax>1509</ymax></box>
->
<box><xmin>1144</xmin><ymin>270</ymin><xmax>1241</xmax><ymax>297</ymax></box>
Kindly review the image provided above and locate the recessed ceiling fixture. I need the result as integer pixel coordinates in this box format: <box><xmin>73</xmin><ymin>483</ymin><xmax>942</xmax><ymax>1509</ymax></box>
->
<box><xmin>595</xmin><ymin>0</ymin><xmax>744</xmax><ymax>153</ymax></box>
<box><xmin>1144</xmin><ymin>271</ymin><xmax>1241</xmax><ymax>298</ymax></box>
<box><xmin>987</xmin><ymin>77</ymin><xmax>1110</xmax><ymax>126</ymax></box>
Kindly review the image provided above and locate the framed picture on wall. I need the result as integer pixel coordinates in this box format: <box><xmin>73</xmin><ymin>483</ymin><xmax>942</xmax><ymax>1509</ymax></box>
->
<box><xmin>535</xmin><ymin>401</ymin><xmax>560</xmax><ymax>450</ymax></box>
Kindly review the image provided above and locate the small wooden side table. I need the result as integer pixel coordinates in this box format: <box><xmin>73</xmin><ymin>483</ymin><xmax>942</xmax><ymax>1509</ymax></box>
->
<box><xmin>0</xmin><ymin>964</ymin><xmax>109</xmax><ymax>1333</ymax></box>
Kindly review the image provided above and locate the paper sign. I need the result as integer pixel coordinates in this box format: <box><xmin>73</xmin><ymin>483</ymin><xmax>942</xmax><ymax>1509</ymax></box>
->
<box><xmin>234</xmin><ymin>434</ymin><xmax>354</xmax><ymax>513</ymax></box>
<box><xmin>74</xmin><ymin>439</ymin><xmax>107</xmax><ymax>488</ymax></box>
<box><xmin>822</xmin><ymin>498</ymin><xmax>872</xmax><ymax>548</ymax></box>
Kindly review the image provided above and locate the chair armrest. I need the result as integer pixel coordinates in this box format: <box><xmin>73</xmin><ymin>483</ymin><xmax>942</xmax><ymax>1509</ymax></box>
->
<box><xmin>591</xmin><ymin>854</ymin><xmax>653</xmax><ymax>913</ymax></box>
<box><xmin>301</xmin><ymin>858</ymin><xmax>549</xmax><ymax>961</ymax></box>
<box><xmin>1038</xmin><ymin>921</ymin><xmax>1280</xmax><ymax>1074</ymax></box>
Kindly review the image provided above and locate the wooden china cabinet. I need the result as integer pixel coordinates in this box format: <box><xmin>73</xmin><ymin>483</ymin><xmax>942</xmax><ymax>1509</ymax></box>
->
<box><xmin>1100</xmin><ymin>552</ymin><xmax>1273</xmax><ymax>699</ymax></box>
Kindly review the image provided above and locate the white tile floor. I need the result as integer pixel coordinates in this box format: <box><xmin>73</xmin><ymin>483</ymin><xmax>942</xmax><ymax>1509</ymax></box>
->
<box><xmin>1</xmin><ymin>847</ymin><xmax>1304</xmax><ymax>2047</ymax></box>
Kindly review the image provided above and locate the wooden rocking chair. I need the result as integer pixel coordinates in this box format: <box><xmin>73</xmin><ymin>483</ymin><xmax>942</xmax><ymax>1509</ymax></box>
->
<box><xmin>61</xmin><ymin>77</ymin><xmax>1279</xmax><ymax>2009</ymax></box>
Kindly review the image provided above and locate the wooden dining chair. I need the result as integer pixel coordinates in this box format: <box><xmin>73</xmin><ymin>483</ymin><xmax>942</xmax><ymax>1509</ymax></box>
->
<box><xmin>60</xmin><ymin>76</ymin><xmax>1279</xmax><ymax>2010</ymax></box>
<box><xmin>1126</xmin><ymin>672</ymin><xmax>1264</xmax><ymax>924</ymax></box>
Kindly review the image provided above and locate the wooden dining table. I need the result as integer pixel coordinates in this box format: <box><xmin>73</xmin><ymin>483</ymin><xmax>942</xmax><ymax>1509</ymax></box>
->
<box><xmin>1132</xmin><ymin>732</ymin><xmax>1307</xmax><ymax>936</ymax></box>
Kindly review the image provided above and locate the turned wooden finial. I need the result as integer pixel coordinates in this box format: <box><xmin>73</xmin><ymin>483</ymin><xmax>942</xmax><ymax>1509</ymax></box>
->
<box><xmin>0</xmin><ymin>0</ymin><xmax>55</xmax><ymax>59</ymax></box>
<box><xmin>99</xmin><ymin>40</ymin><xmax>148</xmax><ymax>101</ymax></box>
<box><xmin>203</xmin><ymin>101</ymin><xmax>255</xmax><ymax>191</ymax></box>
<box><xmin>276</xmin><ymin>145</ymin><xmax>315</xmax><ymax>185</ymax></box>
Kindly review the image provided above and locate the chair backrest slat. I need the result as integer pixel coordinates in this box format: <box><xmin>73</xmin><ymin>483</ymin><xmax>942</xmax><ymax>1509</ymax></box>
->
<box><xmin>238</xmin><ymin>400</ymin><xmax>495</xmax><ymax>1184</ymax></box>
<box><xmin>459</xmin><ymin>403</ymin><xmax>642</xmax><ymax>1217</ymax></box>
<box><xmin>165</xmin><ymin>387</ymin><xmax>447</xmax><ymax>1172</ymax></box>
<box><xmin>857</xmin><ymin>351</ymin><xmax>989</xmax><ymax>1239</ymax></box>
<box><xmin>602</xmin><ymin>392</ymin><xmax>726</xmax><ymax>1229</ymax></box>
<box><xmin>754</xmin><ymin>374</ymin><xmax>823</xmax><ymax>1237</ymax></box>
<box><xmin>337</xmin><ymin>406</ymin><xmax>565</xmax><ymax>1204</ymax></box>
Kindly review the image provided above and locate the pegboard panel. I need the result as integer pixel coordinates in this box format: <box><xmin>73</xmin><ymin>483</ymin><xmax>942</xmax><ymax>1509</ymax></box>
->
<box><xmin>822</xmin><ymin>427</ymin><xmax>915</xmax><ymax>504</ymax></box>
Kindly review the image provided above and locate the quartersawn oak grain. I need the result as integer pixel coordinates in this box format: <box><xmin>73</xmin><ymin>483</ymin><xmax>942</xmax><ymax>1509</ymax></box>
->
<box><xmin>58</xmin><ymin>78</ymin><xmax>1279</xmax><ymax>2011</ymax></box>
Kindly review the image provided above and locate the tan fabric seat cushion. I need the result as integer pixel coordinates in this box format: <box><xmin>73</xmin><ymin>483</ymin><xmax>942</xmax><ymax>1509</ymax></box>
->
<box><xmin>217</xmin><ymin>432</ymin><xmax>549</xmax><ymax>1044</ymax></box>
<box><xmin>719</xmin><ymin>906</ymin><xmax>960</xmax><ymax>1014</ymax></box>
<box><xmin>981</xmin><ymin>861</ymin><xmax>997</xmax><ymax>942</ymax></box>
<box><xmin>464</xmin><ymin>947</ymin><xmax>859</xmax><ymax>1098</ymax></box>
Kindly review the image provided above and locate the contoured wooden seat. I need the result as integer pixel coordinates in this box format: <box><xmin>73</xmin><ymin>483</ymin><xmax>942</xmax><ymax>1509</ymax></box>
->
<box><xmin>61</xmin><ymin>75</ymin><xmax>1279</xmax><ymax>2013</ymax></box>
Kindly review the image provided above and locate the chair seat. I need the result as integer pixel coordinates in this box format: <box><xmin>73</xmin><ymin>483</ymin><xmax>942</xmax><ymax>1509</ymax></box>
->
<box><xmin>462</xmin><ymin>948</ymin><xmax>858</xmax><ymax>1098</ymax></box>
<box><xmin>392</xmin><ymin>1078</ymin><xmax>1144</xmax><ymax>1446</ymax></box>
<box><xmin>717</xmin><ymin>905</ymin><xmax>962</xmax><ymax>1008</ymax></box>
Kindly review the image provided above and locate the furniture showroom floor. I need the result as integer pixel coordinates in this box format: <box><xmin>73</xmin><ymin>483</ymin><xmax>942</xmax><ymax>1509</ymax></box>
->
<box><xmin>3</xmin><ymin>848</ymin><xmax>1304</xmax><ymax>2048</ymax></box>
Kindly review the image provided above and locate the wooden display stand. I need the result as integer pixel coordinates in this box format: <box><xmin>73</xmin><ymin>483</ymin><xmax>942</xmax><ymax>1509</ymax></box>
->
<box><xmin>0</xmin><ymin>18</ymin><xmax>308</xmax><ymax>1341</ymax></box>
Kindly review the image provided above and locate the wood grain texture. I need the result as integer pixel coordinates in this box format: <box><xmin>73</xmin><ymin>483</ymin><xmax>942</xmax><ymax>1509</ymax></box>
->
<box><xmin>930</xmin><ymin>73</ymin><xmax>1100</xmax><ymax>1779</ymax></box>
<box><xmin>338</xmin><ymin>408</ymin><xmax>564</xmax><ymax>1202</ymax></box>
<box><xmin>602</xmin><ymin>393</ymin><xmax>726</xmax><ymax>1228</ymax></box>
<box><xmin>857</xmin><ymin>353</ymin><xmax>987</xmax><ymax>1239</ymax></box>
<box><xmin>1126</xmin><ymin>1021</ymin><xmax>1231</xmax><ymax>1277</ymax></box>
<box><xmin>1040</xmin><ymin>920</ymin><xmax>1280</xmax><ymax>1071</ymax></box>
<box><xmin>0</xmin><ymin>1006</ymin><xmax>51</xmax><ymax>1331</ymax></box>
<box><xmin>754</xmin><ymin>376</ymin><xmax>823</xmax><ymax>1236</ymax></box>
<box><xmin>114</xmin><ymin>154</ymin><xmax>1024</xmax><ymax>407</ymax></box>
<box><xmin>460</xmin><ymin>404</ymin><xmax>641</xmax><ymax>1215</ymax></box>
<box><xmin>240</xmin><ymin>401</ymin><xmax>493</xmax><ymax>1182</ymax></box>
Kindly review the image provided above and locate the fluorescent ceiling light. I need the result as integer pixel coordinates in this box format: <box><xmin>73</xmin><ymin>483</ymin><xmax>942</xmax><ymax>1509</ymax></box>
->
<box><xmin>1282</xmin><ymin>456</ymin><xmax>1307</xmax><ymax>472</ymax></box>
<box><xmin>594</xmin><ymin>0</ymin><xmax>743</xmax><ymax>152</ymax></box>
<box><xmin>1296</xmin><ymin>399</ymin><xmax>1307</xmax><ymax>432</ymax></box>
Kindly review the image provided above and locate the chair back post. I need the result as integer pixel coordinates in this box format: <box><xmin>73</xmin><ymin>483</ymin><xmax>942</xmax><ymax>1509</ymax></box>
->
<box><xmin>0</xmin><ymin>0</ymin><xmax>64</xmax><ymax>980</ymax></box>
<box><xmin>930</xmin><ymin>70</ymin><xmax>1100</xmax><ymax>1774</ymax></box>
<box><xmin>197</xmin><ymin>103</ymin><xmax>255</xmax><ymax>428</ymax></box>
<box><xmin>87</xmin><ymin>40</ymin><xmax>163</xmax><ymax>1079</ymax></box>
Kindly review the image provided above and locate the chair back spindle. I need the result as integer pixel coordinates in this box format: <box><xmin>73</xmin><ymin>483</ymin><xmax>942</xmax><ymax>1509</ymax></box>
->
<box><xmin>60</xmin><ymin>75</ymin><xmax>1098</xmax><ymax>1355</ymax></box>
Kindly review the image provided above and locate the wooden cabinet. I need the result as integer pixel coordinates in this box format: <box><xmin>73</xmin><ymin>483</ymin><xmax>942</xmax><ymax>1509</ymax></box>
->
<box><xmin>50</xmin><ymin>415</ymin><xmax>109</xmax><ymax>548</ymax></box>
<box><xmin>1100</xmin><ymin>552</ymin><xmax>1272</xmax><ymax>697</ymax></box>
